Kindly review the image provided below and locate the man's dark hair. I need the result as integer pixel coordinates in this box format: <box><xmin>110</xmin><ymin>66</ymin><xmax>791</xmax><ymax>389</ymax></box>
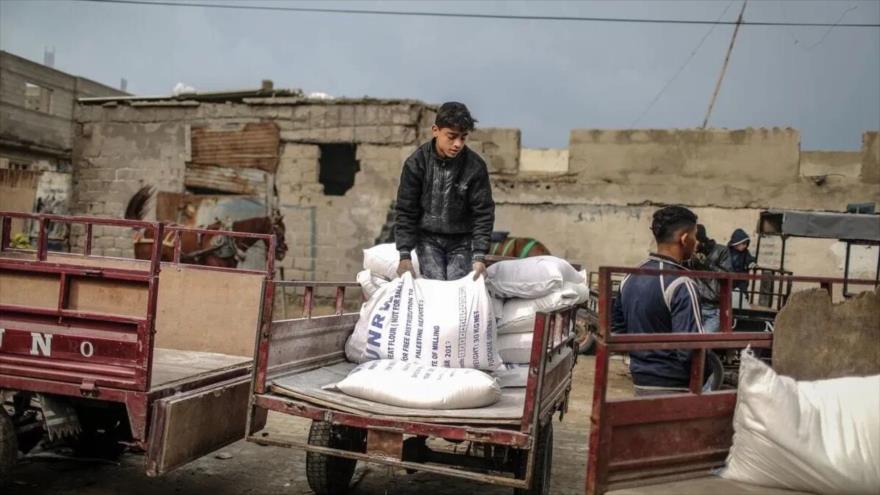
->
<box><xmin>651</xmin><ymin>206</ymin><xmax>698</xmax><ymax>243</ymax></box>
<box><xmin>435</xmin><ymin>102</ymin><xmax>477</xmax><ymax>132</ymax></box>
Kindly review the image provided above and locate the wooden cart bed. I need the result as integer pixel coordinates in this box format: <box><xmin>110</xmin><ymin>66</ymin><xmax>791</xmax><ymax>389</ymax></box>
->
<box><xmin>269</xmin><ymin>361</ymin><xmax>526</xmax><ymax>424</ymax></box>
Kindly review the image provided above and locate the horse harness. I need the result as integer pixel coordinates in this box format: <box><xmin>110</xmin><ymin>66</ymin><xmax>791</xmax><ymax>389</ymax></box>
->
<box><xmin>490</xmin><ymin>237</ymin><xmax>541</xmax><ymax>258</ymax></box>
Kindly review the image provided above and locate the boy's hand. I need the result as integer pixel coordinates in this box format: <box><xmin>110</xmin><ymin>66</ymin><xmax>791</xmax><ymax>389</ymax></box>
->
<box><xmin>397</xmin><ymin>259</ymin><xmax>415</xmax><ymax>277</ymax></box>
<box><xmin>472</xmin><ymin>261</ymin><xmax>487</xmax><ymax>280</ymax></box>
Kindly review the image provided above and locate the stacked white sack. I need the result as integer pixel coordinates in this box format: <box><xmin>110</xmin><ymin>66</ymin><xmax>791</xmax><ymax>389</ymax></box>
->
<box><xmin>491</xmin><ymin>257</ymin><xmax>589</xmax><ymax>368</ymax></box>
<box><xmin>346</xmin><ymin>272</ymin><xmax>502</xmax><ymax>370</ymax></box>
<box><xmin>363</xmin><ymin>243</ymin><xmax>419</xmax><ymax>280</ymax></box>
<box><xmin>486</xmin><ymin>255</ymin><xmax>586</xmax><ymax>299</ymax></box>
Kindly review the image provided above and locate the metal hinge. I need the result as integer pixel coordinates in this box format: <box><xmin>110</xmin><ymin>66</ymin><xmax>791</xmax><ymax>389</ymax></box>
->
<box><xmin>80</xmin><ymin>380</ymin><xmax>98</xmax><ymax>397</ymax></box>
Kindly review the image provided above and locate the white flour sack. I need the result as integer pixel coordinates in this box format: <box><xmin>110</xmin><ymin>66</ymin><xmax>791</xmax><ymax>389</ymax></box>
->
<box><xmin>356</xmin><ymin>269</ymin><xmax>388</xmax><ymax>298</ymax></box>
<box><xmin>497</xmin><ymin>332</ymin><xmax>535</xmax><ymax>364</ymax></box>
<box><xmin>487</xmin><ymin>256</ymin><xmax>586</xmax><ymax>299</ymax></box>
<box><xmin>345</xmin><ymin>272</ymin><xmax>502</xmax><ymax>370</ymax></box>
<box><xmin>498</xmin><ymin>281</ymin><xmax>589</xmax><ymax>335</ymax></box>
<box><xmin>331</xmin><ymin>360</ymin><xmax>501</xmax><ymax>409</ymax></box>
<box><xmin>363</xmin><ymin>243</ymin><xmax>419</xmax><ymax>280</ymax></box>
<box><xmin>721</xmin><ymin>351</ymin><xmax>880</xmax><ymax>494</ymax></box>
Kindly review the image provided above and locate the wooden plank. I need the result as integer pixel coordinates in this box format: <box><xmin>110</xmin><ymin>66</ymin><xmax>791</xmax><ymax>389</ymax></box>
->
<box><xmin>184</xmin><ymin>164</ymin><xmax>268</xmax><ymax>195</ymax></box>
<box><xmin>145</xmin><ymin>375</ymin><xmax>252</xmax><ymax>476</ymax></box>
<box><xmin>150</xmin><ymin>348</ymin><xmax>251</xmax><ymax>388</ymax></box>
<box><xmin>155</xmin><ymin>265</ymin><xmax>265</xmax><ymax>357</ymax></box>
<box><xmin>190</xmin><ymin>122</ymin><xmax>280</xmax><ymax>173</ymax></box>
<box><xmin>67</xmin><ymin>277</ymin><xmax>147</xmax><ymax>318</ymax></box>
<box><xmin>0</xmin><ymin>271</ymin><xmax>58</xmax><ymax>308</ymax></box>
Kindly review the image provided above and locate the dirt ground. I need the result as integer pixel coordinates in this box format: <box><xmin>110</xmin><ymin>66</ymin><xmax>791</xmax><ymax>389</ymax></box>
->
<box><xmin>5</xmin><ymin>356</ymin><xmax>634</xmax><ymax>495</ymax></box>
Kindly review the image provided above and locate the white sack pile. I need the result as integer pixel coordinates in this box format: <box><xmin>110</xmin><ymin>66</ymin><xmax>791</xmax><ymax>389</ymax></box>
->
<box><xmin>490</xmin><ymin>257</ymin><xmax>589</xmax><ymax>368</ymax></box>
<box><xmin>330</xmin><ymin>360</ymin><xmax>501</xmax><ymax>409</ymax></box>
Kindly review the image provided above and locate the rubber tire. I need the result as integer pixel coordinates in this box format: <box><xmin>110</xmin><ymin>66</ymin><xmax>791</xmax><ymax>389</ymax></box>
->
<box><xmin>306</xmin><ymin>421</ymin><xmax>364</xmax><ymax>495</ymax></box>
<box><xmin>514</xmin><ymin>422</ymin><xmax>553</xmax><ymax>495</ymax></box>
<box><xmin>71</xmin><ymin>404</ymin><xmax>129</xmax><ymax>459</ymax></box>
<box><xmin>0</xmin><ymin>409</ymin><xmax>17</xmax><ymax>484</ymax></box>
<box><xmin>705</xmin><ymin>351</ymin><xmax>724</xmax><ymax>391</ymax></box>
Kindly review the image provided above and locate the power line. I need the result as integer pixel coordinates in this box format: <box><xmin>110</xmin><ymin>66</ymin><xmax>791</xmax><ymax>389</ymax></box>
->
<box><xmin>703</xmin><ymin>0</ymin><xmax>748</xmax><ymax>128</ymax></box>
<box><xmin>631</xmin><ymin>1</ymin><xmax>735</xmax><ymax>127</ymax></box>
<box><xmin>72</xmin><ymin>0</ymin><xmax>880</xmax><ymax>28</ymax></box>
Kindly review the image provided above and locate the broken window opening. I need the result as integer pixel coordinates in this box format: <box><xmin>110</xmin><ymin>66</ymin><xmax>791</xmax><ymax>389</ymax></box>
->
<box><xmin>318</xmin><ymin>144</ymin><xmax>359</xmax><ymax>196</ymax></box>
<box><xmin>24</xmin><ymin>82</ymin><xmax>52</xmax><ymax>113</ymax></box>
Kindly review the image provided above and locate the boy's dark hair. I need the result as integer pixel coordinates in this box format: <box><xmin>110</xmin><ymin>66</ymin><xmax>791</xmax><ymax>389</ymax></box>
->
<box><xmin>435</xmin><ymin>102</ymin><xmax>477</xmax><ymax>132</ymax></box>
<box><xmin>651</xmin><ymin>206</ymin><xmax>698</xmax><ymax>243</ymax></box>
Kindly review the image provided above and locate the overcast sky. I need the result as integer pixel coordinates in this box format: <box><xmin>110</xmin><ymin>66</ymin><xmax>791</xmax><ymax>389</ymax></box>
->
<box><xmin>2</xmin><ymin>0</ymin><xmax>878</xmax><ymax>149</ymax></box>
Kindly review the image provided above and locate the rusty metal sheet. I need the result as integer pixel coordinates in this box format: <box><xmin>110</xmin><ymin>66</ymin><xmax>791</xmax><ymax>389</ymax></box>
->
<box><xmin>190</xmin><ymin>122</ymin><xmax>280</xmax><ymax>173</ymax></box>
<box><xmin>184</xmin><ymin>164</ymin><xmax>269</xmax><ymax>195</ymax></box>
<box><xmin>367</xmin><ymin>429</ymin><xmax>403</xmax><ymax>460</ymax></box>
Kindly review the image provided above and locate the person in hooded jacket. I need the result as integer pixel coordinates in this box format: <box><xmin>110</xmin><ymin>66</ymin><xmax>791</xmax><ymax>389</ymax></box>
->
<box><xmin>395</xmin><ymin>102</ymin><xmax>495</xmax><ymax>281</ymax></box>
<box><xmin>689</xmin><ymin>224</ymin><xmax>732</xmax><ymax>332</ymax></box>
<box><xmin>728</xmin><ymin>228</ymin><xmax>757</xmax><ymax>293</ymax></box>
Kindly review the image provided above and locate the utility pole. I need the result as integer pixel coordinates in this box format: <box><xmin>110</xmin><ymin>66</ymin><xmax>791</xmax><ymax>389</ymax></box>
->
<box><xmin>702</xmin><ymin>0</ymin><xmax>747</xmax><ymax>128</ymax></box>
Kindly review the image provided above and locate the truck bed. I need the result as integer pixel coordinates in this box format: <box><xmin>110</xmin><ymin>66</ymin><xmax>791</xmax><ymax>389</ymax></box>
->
<box><xmin>151</xmin><ymin>348</ymin><xmax>250</xmax><ymax>390</ymax></box>
<box><xmin>269</xmin><ymin>361</ymin><xmax>526</xmax><ymax>424</ymax></box>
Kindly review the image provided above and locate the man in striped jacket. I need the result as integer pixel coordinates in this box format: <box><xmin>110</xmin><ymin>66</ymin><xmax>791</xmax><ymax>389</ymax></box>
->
<box><xmin>612</xmin><ymin>206</ymin><xmax>704</xmax><ymax>395</ymax></box>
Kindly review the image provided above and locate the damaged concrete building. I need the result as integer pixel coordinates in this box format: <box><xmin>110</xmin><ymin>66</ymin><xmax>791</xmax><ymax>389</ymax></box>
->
<box><xmin>0</xmin><ymin>50</ymin><xmax>127</xmax><ymax>248</ymax></box>
<box><xmin>1</xmin><ymin>53</ymin><xmax>877</xmax><ymax>286</ymax></box>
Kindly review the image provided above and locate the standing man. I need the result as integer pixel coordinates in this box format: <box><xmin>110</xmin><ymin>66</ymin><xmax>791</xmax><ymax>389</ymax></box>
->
<box><xmin>690</xmin><ymin>224</ymin><xmax>733</xmax><ymax>332</ymax></box>
<box><xmin>395</xmin><ymin>102</ymin><xmax>495</xmax><ymax>281</ymax></box>
<box><xmin>612</xmin><ymin>206</ymin><xmax>704</xmax><ymax>395</ymax></box>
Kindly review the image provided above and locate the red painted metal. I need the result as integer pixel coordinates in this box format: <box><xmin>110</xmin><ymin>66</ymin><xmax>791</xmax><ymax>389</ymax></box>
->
<box><xmin>585</xmin><ymin>266</ymin><xmax>879</xmax><ymax>495</ymax></box>
<box><xmin>249</xmin><ymin>272</ymin><xmax>578</xmax><ymax>489</ymax></box>
<box><xmin>0</xmin><ymin>259</ymin><xmax>152</xmax><ymax>280</ymax></box>
<box><xmin>1</xmin><ymin>211</ymin><xmax>276</xmax><ymax>461</ymax></box>
<box><xmin>687</xmin><ymin>348</ymin><xmax>705</xmax><ymax>394</ymax></box>
<box><xmin>253</xmin><ymin>394</ymin><xmax>531</xmax><ymax>448</ymax></box>
<box><xmin>0</xmin><ymin>216</ymin><xmax>11</xmax><ymax>251</ymax></box>
<box><xmin>302</xmin><ymin>286</ymin><xmax>314</xmax><ymax>318</ymax></box>
<box><xmin>718</xmin><ymin>278</ymin><xmax>732</xmax><ymax>333</ymax></box>
<box><xmin>520</xmin><ymin>311</ymin><xmax>547</xmax><ymax>433</ymax></box>
<box><xmin>335</xmin><ymin>286</ymin><xmax>345</xmax><ymax>315</ymax></box>
<box><xmin>84</xmin><ymin>223</ymin><xmax>93</xmax><ymax>256</ymax></box>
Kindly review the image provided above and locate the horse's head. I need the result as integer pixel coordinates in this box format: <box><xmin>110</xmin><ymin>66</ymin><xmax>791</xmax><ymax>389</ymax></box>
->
<box><xmin>270</xmin><ymin>209</ymin><xmax>288</xmax><ymax>261</ymax></box>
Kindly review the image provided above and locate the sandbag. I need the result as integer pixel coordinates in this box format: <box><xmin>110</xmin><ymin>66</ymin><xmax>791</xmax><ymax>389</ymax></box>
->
<box><xmin>487</xmin><ymin>256</ymin><xmax>586</xmax><ymax>299</ymax></box>
<box><xmin>345</xmin><ymin>272</ymin><xmax>502</xmax><ymax>370</ymax></box>
<box><xmin>356</xmin><ymin>269</ymin><xmax>388</xmax><ymax>298</ymax></box>
<box><xmin>721</xmin><ymin>350</ymin><xmax>880</xmax><ymax>494</ymax></box>
<box><xmin>363</xmin><ymin>243</ymin><xmax>419</xmax><ymax>280</ymax></box>
<box><xmin>498</xmin><ymin>282</ymin><xmax>589</xmax><ymax>335</ymax></box>
<box><xmin>331</xmin><ymin>360</ymin><xmax>501</xmax><ymax>409</ymax></box>
<box><xmin>497</xmin><ymin>332</ymin><xmax>534</xmax><ymax>364</ymax></box>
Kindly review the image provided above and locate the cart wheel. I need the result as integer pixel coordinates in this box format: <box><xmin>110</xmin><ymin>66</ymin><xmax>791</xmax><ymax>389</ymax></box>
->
<box><xmin>0</xmin><ymin>409</ymin><xmax>17</xmax><ymax>483</ymax></box>
<box><xmin>306</xmin><ymin>421</ymin><xmax>365</xmax><ymax>495</ymax></box>
<box><xmin>574</xmin><ymin>311</ymin><xmax>596</xmax><ymax>355</ymax></box>
<box><xmin>514</xmin><ymin>422</ymin><xmax>553</xmax><ymax>495</ymax></box>
<box><xmin>705</xmin><ymin>351</ymin><xmax>724</xmax><ymax>392</ymax></box>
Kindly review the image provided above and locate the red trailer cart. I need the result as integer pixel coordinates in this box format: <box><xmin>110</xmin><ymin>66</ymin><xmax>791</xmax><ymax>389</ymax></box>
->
<box><xmin>585</xmin><ymin>266</ymin><xmax>877</xmax><ymax>494</ymax></box>
<box><xmin>246</xmin><ymin>272</ymin><xmax>581</xmax><ymax>494</ymax></box>
<box><xmin>0</xmin><ymin>211</ymin><xmax>275</xmax><ymax>479</ymax></box>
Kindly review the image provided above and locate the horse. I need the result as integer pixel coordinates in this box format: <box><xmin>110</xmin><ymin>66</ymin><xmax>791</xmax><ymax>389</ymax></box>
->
<box><xmin>489</xmin><ymin>231</ymin><xmax>550</xmax><ymax>258</ymax></box>
<box><xmin>124</xmin><ymin>186</ymin><xmax>287</xmax><ymax>268</ymax></box>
